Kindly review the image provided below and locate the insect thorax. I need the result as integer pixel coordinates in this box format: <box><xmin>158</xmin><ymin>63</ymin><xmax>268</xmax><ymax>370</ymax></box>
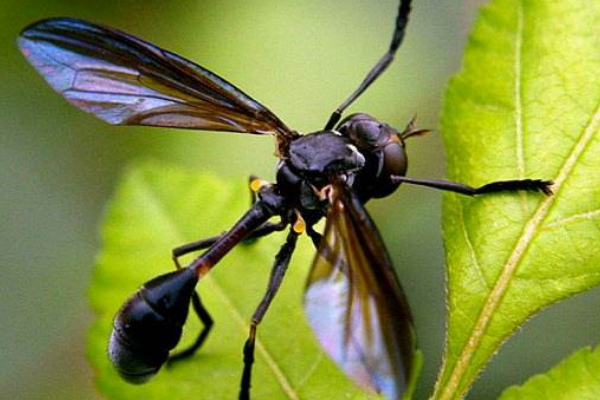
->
<box><xmin>277</xmin><ymin>115</ymin><xmax>408</xmax><ymax>212</ymax></box>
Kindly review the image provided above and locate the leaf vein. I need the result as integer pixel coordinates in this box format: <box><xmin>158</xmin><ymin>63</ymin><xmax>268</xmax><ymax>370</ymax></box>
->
<box><xmin>437</xmin><ymin>0</ymin><xmax>600</xmax><ymax>396</ymax></box>
<box><xmin>543</xmin><ymin>208</ymin><xmax>600</xmax><ymax>230</ymax></box>
<box><xmin>459</xmin><ymin>200</ymin><xmax>490</xmax><ymax>290</ymax></box>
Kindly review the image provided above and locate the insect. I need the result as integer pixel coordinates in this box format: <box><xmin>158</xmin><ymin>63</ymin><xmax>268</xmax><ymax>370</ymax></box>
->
<box><xmin>19</xmin><ymin>1</ymin><xmax>552</xmax><ymax>399</ymax></box>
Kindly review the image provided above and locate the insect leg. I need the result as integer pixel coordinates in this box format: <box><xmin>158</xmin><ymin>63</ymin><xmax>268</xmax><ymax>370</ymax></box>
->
<box><xmin>172</xmin><ymin>237</ymin><xmax>221</xmax><ymax>269</ymax></box>
<box><xmin>168</xmin><ymin>211</ymin><xmax>288</xmax><ymax>364</ymax></box>
<box><xmin>167</xmin><ymin>244</ymin><xmax>215</xmax><ymax>365</ymax></box>
<box><xmin>324</xmin><ymin>0</ymin><xmax>413</xmax><ymax>130</ymax></box>
<box><xmin>239</xmin><ymin>229</ymin><xmax>299</xmax><ymax>400</ymax></box>
<box><xmin>167</xmin><ymin>291</ymin><xmax>214</xmax><ymax>364</ymax></box>
<box><xmin>306</xmin><ymin>225</ymin><xmax>322</xmax><ymax>249</ymax></box>
<box><xmin>391</xmin><ymin>176</ymin><xmax>553</xmax><ymax>196</ymax></box>
<box><xmin>172</xmin><ymin>221</ymin><xmax>287</xmax><ymax>268</ymax></box>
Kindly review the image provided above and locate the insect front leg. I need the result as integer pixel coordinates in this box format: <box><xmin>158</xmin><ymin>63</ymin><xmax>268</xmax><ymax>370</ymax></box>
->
<box><xmin>306</xmin><ymin>225</ymin><xmax>322</xmax><ymax>249</ymax></box>
<box><xmin>391</xmin><ymin>175</ymin><xmax>553</xmax><ymax>196</ymax></box>
<box><xmin>239</xmin><ymin>229</ymin><xmax>299</xmax><ymax>400</ymax></box>
<box><xmin>324</xmin><ymin>0</ymin><xmax>413</xmax><ymax>130</ymax></box>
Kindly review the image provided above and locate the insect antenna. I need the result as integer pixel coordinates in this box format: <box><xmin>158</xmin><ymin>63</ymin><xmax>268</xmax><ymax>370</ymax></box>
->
<box><xmin>324</xmin><ymin>0</ymin><xmax>413</xmax><ymax>130</ymax></box>
<box><xmin>400</xmin><ymin>115</ymin><xmax>430</xmax><ymax>140</ymax></box>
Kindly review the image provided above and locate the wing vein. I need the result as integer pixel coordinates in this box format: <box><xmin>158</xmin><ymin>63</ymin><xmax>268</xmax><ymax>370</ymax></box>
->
<box><xmin>19</xmin><ymin>18</ymin><xmax>295</xmax><ymax>145</ymax></box>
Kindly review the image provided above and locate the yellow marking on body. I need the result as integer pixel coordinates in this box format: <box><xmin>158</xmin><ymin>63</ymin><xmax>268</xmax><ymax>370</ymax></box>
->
<box><xmin>250</xmin><ymin>178</ymin><xmax>268</xmax><ymax>192</ymax></box>
<box><xmin>293</xmin><ymin>212</ymin><xmax>306</xmax><ymax>234</ymax></box>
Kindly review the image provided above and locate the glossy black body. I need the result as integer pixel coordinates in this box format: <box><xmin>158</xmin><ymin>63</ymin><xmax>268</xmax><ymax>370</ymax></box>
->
<box><xmin>19</xmin><ymin>2</ymin><xmax>552</xmax><ymax>398</ymax></box>
<box><xmin>338</xmin><ymin>113</ymin><xmax>409</xmax><ymax>198</ymax></box>
<box><xmin>109</xmin><ymin>267</ymin><xmax>198</xmax><ymax>383</ymax></box>
<box><xmin>278</xmin><ymin>113</ymin><xmax>408</xmax><ymax>213</ymax></box>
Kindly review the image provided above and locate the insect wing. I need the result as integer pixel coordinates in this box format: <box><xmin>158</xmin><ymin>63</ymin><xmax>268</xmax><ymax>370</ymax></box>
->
<box><xmin>303</xmin><ymin>185</ymin><xmax>418</xmax><ymax>399</ymax></box>
<box><xmin>18</xmin><ymin>18</ymin><xmax>295</xmax><ymax>145</ymax></box>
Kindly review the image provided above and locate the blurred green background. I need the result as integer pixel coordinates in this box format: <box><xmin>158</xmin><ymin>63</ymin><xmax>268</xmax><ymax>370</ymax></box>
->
<box><xmin>3</xmin><ymin>0</ymin><xmax>600</xmax><ymax>399</ymax></box>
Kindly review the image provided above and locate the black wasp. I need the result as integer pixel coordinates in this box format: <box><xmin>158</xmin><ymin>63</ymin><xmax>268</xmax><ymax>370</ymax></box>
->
<box><xmin>19</xmin><ymin>1</ymin><xmax>552</xmax><ymax>399</ymax></box>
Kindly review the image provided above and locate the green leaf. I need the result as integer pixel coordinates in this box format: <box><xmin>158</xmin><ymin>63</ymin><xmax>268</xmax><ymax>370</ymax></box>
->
<box><xmin>87</xmin><ymin>161</ymin><xmax>376</xmax><ymax>400</ymax></box>
<box><xmin>499</xmin><ymin>345</ymin><xmax>600</xmax><ymax>399</ymax></box>
<box><xmin>433</xmin><ymin>0</ymin><xmax>600</xmax><ymax>398</ymax></box>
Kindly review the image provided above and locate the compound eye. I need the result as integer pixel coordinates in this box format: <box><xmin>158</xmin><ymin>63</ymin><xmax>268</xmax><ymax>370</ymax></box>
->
<box><xmin>382</xmin><ymin>142</ymin><xmax>407</xmax><ymax>178</ymax></box>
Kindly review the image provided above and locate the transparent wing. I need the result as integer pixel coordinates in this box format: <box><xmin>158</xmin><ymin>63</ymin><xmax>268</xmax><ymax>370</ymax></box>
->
<box><xmin>303</xmin><ymin>183</ymin><xmax>418</xmax><ymax>399</ymax></box>
<box><xmin>19</xmin><ymin>18</ymin><xmax>296</xmax><ymax>147</ymax></box>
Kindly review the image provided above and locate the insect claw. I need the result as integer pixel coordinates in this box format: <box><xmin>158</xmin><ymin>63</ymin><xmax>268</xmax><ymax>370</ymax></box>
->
<box><xmin>539</xmin><ymin>180</ymin><xmax>554</xmax><ymax>196</ymax></box>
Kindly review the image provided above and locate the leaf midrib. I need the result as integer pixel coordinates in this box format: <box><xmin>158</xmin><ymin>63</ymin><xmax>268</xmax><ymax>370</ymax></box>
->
<box><xmin>436</xmin><ymin>2</ymin><xmax>600</xmax><ymax>398</ymax></box>
<box><xmin>136</xmin><ymin>175</ymin><xmax>300</xmax><ymax>400</ymax></box>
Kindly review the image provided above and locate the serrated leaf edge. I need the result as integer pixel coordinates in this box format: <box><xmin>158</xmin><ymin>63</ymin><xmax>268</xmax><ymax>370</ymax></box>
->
<box><xmin>434</xmin><ymin>3</ymin><xmax>600</xmax><ymax>399</ymax></box>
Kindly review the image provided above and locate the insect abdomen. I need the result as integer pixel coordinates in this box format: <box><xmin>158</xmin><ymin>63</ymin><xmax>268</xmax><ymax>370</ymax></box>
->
<box><xmin>108</xmin><ymin>267</ymin><xmax>199</xmax><ymax>383</ymax></box>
